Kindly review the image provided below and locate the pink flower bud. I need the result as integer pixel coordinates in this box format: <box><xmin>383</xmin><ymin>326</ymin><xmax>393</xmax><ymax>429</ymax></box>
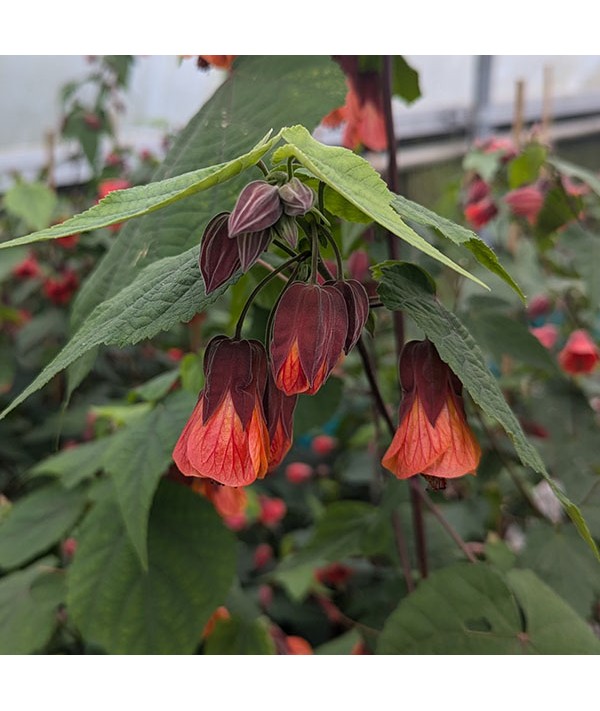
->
<box><xmin>312</xmin><ymin>435</ymin><xmax>337</xmax><ymax>456</ymax></box>
<box><xmin>504</xmin><ymin>185</ymin><xmax>544</xmax><ymax>222</ymax></box>
<box><xmin>285</xmin><ymin>462</ymin><xmax>313</xmax><ymax>484</ymax></box>
<box><xmin>253</xmin><ymin>543</ymin><xmax>274</xmax><ymax>570</ymax></box>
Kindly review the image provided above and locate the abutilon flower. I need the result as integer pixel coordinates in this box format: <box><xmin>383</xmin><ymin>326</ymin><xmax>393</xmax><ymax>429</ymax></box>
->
<box><xmin>264</xmin><ymin>373</ymin><xmax>298</xmax><ymax>471</ymax></box>
<box><xmin>382</xmin><ymin>340</ymin><xmax>481</xmax><ymax>480</ymax></box>
<box><xmin>558</xmin><ymin>329</ymin><xmax>600</xmax><ymax>375</ymax></box>
<box><xmin>228</xmin><ymin>181</ymin><xmax>283</xmax><ymax>238</ymax></box>
<box><xmin>464</xmin><ymin>197</ymin><xmax>498</xmax><ymax>229</ymax></box>
<box><xmin>278</xmin><ymin>177</ymin><xmax>315</xmax><ymax>217</ymax></box>
<box><xmin>269</xmin><ymin>282</ymin><xmax>348</xmax><ymax>396</ymax></box>
<box><xmin>322</xmin><ymin>56</ymin><xmax>387</xmax><ymax>151</ymax></box>
<box><xmin>193</xmin><ymin>479</ymin><xmax>248</xmax><ymax>519</ymax></box>
<box><xmin>530</xmin><ymin>324</ymin><xmax>558</xmax><ymax>350</ymax></box>
<box><xmin>172</xmin><ymin>336</ymin><xmax>270</xmax><ymax>486</ymax></box>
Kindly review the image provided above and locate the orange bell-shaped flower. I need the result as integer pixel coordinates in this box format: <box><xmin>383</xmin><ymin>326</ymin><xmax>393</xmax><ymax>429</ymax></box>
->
<box><xmin>172</xmin><ymin>336</ymin><xmax>270</xmax><ymax>486</ymax></box>
<box><xmin>382</xmin><ymin>340</ymin><xmax>481</xmax><ymax>480</ymax></box>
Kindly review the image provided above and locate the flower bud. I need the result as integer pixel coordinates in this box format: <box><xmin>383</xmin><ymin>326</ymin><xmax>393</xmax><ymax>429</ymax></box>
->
<box><xmin>199</xmin><ymin>212</ymin><xmax>241</xmax><ymax>294</ymax></box>
<box><xmin>278</xmin><ymin>177</ymin><xmax>315</xmax><ymax>216</ymax></box>
<box><xmin>237</xmin><ymin>228</ymin><xmax>273</xmax><ymax>272</ymax></box>
<box><xmin>558</xmin><ymin>329</ymin><xmax>600</xmax><ymax>374</ymax></box>
<box><xmin>274</xmin><ymin>213</ymin><xmax>299</xmax><ymax>249</ymax></box>
<box><xmin>228</xmin><ymin>180</ymin><xmax>283</xmax><ymax>237</ymax></box>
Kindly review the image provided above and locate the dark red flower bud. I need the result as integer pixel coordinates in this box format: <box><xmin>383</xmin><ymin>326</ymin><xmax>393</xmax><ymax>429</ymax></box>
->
<box><xmin>269</xmin><ymin>282</ymin><xmax>348</xmax><ymax>396</ymax></box>
<box><xmin>278</xmin><ymin>177</ymin><xmax>315</xmax><ymax>217</ymax></box>
<box><xmin>382</xmin><ymin>340</ymin><xmax>481</xmax><ymax>480</ymax></box>
<box><xmin>172</xmin><ymin>336</ymin><xmax>270</xmax><ymax>486</ymax></box>
<box><xmin>264</xmin><ymin>372</ymin><xmax>297</xmax><ymax>471</ymax></box>
<box><xmin>199</xmin><ymin>212</ymin><xmax>241</xmax><ymax>294</ymax></box>
<box><xmin>329</xmin><ymin>279</ymin><xmax>370</xmax><ymax>353</ymax></box>
<box><xmin>237</xmin><ymin>228</ymin><xmax>273</xmax><ymax>272</ymax></box>
<box><xmin>274</xmin><ymin>213</ymin><xmax>299</xmax><ymax>249</ymax></box>
<box><xmin>465</xmin><ymin>177</ymin><xmax>490</xmax><ymax>205</ymax></box>
<box><xmin>464</xmin><ymin>197</ymin><xmax>498</xmax><ymax>229</ymax></box>
<box><xmin>228</xmin><ymin>181</ymin><xmax>283</xmax><ymax>238</ymax></box>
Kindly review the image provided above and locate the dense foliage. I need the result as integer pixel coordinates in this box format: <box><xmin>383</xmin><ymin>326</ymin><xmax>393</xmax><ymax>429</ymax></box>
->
<box><xmin>0</xmin><ymin>55</ymin><xmax>599</xmax><ymax>655</ymax></box>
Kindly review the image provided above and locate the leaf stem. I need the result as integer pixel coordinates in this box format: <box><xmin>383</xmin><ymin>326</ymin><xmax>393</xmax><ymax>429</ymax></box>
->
<box><xmin>234</xmin><ymin>252</ymin><xmax>309</xmax><ymax>339</ymax></box>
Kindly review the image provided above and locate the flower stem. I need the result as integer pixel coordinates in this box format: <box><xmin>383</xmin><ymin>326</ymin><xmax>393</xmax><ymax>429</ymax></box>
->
<box><xmin>310</xmin><ymin>223</ymin><xmax>320</xmax><ymax>284</ymax></box>
<box><xmin>234</xmin><ymin>252</ymin><xmax>309</xmax><ymax>339</ymax></box>
<box><xmin>256</xmin><ymin>160</ymin><xmax>269</xmax><ymax>177</ymax></box>
<box><xmin>324</xmin><ymin>231</ymin><xmax>344</xmax><ymax>280</ymax></box>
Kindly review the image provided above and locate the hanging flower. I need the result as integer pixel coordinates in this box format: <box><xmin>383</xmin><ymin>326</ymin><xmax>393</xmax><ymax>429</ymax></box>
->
<box><xmin>264</xmin><ymin>373</ymin><xmax>297</xmax><ymax>471</ymax></box>
<box><xmin>172</xmin><ymin>336</ymin><xmax>270</xmax><ymax>486</ymax></box>
<box><xmin>382</xmin><ymin>340</ymin><xmax>481</xmax><ymax>480</ymax></box>
<box><xmin>558</xmin><ymin>329</ymin><xmax>600</xmax><ymax>375</ymax></box>
<box><xmin>269</xmin><ymin>281</ymin><xmax>348</xmax><ymax>396</ymax></box>
<box><xmin>504</xmin><ymin>184</ymin><xmax>544</xmax><ymax>223</ymax></box>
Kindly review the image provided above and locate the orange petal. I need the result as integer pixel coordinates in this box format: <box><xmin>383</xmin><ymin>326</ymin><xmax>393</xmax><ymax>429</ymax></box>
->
<box><xmin>422</xmin><ymin>398</ymin><xmax>481</xmax><ymax>478</ymax></box>
<box><xmin>381</xmin><ymin>396</ymin><xmax>450</xmax><ymax>479</ymax></box>
<box><xmin>275</xmin><ymin>339</ymin><xmax>310</xmax><ymax>395</ymax></box>
<box><xmin>173</xmin><ymin>394</ymin><xmax>269</xmax><ymax>486</ymax></box>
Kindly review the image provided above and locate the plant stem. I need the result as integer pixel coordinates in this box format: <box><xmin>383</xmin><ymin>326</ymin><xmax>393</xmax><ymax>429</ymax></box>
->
<box><xmin>310</xmin><ymin>223</ymin><xmax>320</xmax><ymax>284</ymax></box>
<box><xmin>256</xmin><ymin>160</ymin><xmax>269</xmax><ymax>177</ymax></box>
<box><xmin>234</xmin><ymin>252</ymin><xmax>309</xmax><ymax>339</ymax></box>
<box><xmin>382</xmin><ymin>54</ymin><xmax>425</xmax><ymax>577</ymax></box>
<box><xmin>325</xmin><ymin>231</ymin><xmax>344</xmax><ymax>279</ymax></box>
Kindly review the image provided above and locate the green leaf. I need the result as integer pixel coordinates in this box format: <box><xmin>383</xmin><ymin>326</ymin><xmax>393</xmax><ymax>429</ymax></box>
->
<box><xmin>70</xmin><ymin>55</ymin><xmax>345</xmax><ymax>334</ymax></box>
<box><xmin>508</xmin><ymin>143</ymin><xmax>547</xmax><ymax>189</ymax></box>
<box><xmin>378</xmin><ymin>262</ymin><xmax>599</xmax><ymax>559</ymax></box>
<box><xmin>465</xmin><ymin>312</ymin><xmax>558</xmax><ymax>371</ymax></box>
<box><xmin>0</xmin><ymin>484</ymin><xmax>88</xmax><ymax>570</ymax></box>
<box><xmin>518</xmin><ymin>522</ymin><xmax>600</xmax><ymax>618</ymax></box>
<box><xmin>463</xmin><ymin>150</ymin><xmax>501</xmax><ymax>183</ymax></box>
<box><xmin>204</xmin><ymin>615</ymin><xmax>275</xmax><ymax>655</ymax></box>
<box><xmin>549</xmin><ymin>156</ymin><xmax>600</xmax><ymax>198</ymax></box>
<box><xmin>29</xmin><ymin>439</ymin><xmax>109</xmax><ymax>489</ymax></box>
<box><xmin>506</xmin><ymin>569</ymin><xmax>600</xmax><ymax>653</ymax></box>
<box><xmin>0</xmin><ymin>133</ymin><xmax>279</xmax><ymax>250</ymax></box>
<box><xmin>3</xmin><ymin>181</ymin><xmax>57</xmax><ymax>232</ymax></box>
<box><xmin>315</xmin><ymin>628</ymin><xmax>362</xmax><ymax>655</ymax></box>
<box><xmin>103</xmin><ymin>390</ymin><xmax>196</xmax><ymax>568</ymax></box>
<box><xmin>0</xmin><ymin>248</ymin><xmax>238</xmax><ymax>421</ymax></box>
<box><xmin>131</xmin><ymin>369</ymin><xmax>180</xmax><ymax>402</ymax></box>
<box><xmin>377</xmin><ymin>563</ymin><xmax>600</xmax><ymax>654</ymax></box>
<box><xmin>179</xmin><ymin>353</ymin><xmax>204</xmax><ymax>394</ymax></box>
<box><xmin>0</xmin><ymin>246</ymin><xmax>28</xmax><ymax>282</ymax></box>
<box><xmin>535</xmin><ymin>183</ymin><xmax>582</xmax><ymax>237</ymax></box>
<box><xmin>0</xmin><ymin>557</ymin><xmax>66</xmax><ymax>654</ymax></box>
<box><xmin>293</xmin><ymin>376</ymin><xmax>343</xmax><ymax>435</ymax></box>
<box><xmin>276</xmin><ymin>125</ymin><xmax>488</xmax><ymax>289</ymax></box>
<box><xmin>67</xmin><ymin>479</ymin><xmax>236</xmax><ymax>654</ymax></box>
<box><xmin>392</xmin><ymin>56</ymin><xmax>421</xmax><ymax>104</ymax></box>
<box><xmin>391</xmin><ymin>193</ymin><xmax>524</xmax><ymax>300</ymax></box>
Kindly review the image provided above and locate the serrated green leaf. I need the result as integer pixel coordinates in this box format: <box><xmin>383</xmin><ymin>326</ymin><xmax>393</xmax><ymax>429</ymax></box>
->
<box><xmin>3</xmin><ymin>181</ymin><xmax>57</xmax><ymax>232</ymax></box>
<box><xmin>276</xmin><ymin>125</ymin><xmax>487</xmax><ymax>289</ymax></box>
<box><xmin>377</xmin><ymin>562</ymin><xmax>600</xmax><ymax>654</ymax></box>
<box><xmin>0</xmin><ymin>134</ymin><xmax>279</xmax><ymax>250</ymax></box>
<box><xmin>0</xmin><ymin>557</ymin><xmax>66</xmax><ymax>654</ymax></box>
<box><xmin>378</xmin><ymin>262</ymin><xmax>599</xmax><ymax>560</ymax></box>
<box><xmin>0</xmin><ymin>248</ymin><xmax>238</xmax><ymax>421</ymax></box>
<box><xmin>204</xmin><ymin>615</ymin><xmax>275</xmax><ymax>655</ymax></box>
<box><xmin>0</xmin><ymin>484</ymin><xmax>88</xmax><ymax>570</ymax></box>
<box><xmin>70</xmin><ymin>55</ymin><xmax>346</xmax><ymax>336</ymax></box>
<box><xmin>29</xmin><ymin>438</ymin><xmax>109</xmax><ymax>489</ymax></box>
<box><xmin>391</xmin><ymin>193</ymin><xmax>524</xmax><ymax>300</ymax></box>
<box><xmin>67</xmin><ymin>479</ymin><xmax>236</xmax><ymax>654</ymax></box>
<box><xmin>103</xmin><ymin>390</ymin><xmax>196</xmax><ymax>569</ymax></box>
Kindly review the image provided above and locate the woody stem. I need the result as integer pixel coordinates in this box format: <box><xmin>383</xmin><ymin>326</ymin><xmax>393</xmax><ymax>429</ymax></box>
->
<box><xmin>234</xmin><ymin>251</ymin><xmax>310</xmax><ymax>339</ymax></box>
<box><xmin>382</xmin><ymin>54</ymin><xmax>427</xmax><ymax>579</ymax></box>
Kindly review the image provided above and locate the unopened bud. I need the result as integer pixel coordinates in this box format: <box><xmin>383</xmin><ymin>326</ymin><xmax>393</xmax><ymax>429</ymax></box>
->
<box><xmin>278</xmin><ymin>177</ymin><xmax>315</xmax><ymax>216</ymax></box>
<box><xmin>199</xmin><ymin>212</ymin><xmax>241</xmax><ymax>293</ymax></box>
<box><xmin>228</xmin><ymin>181</ymin><xmax>283</xmax><ymax>237</ymax></box>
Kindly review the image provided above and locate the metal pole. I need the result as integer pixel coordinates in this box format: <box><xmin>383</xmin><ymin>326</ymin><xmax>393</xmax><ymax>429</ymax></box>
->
<box><xmin>471</xmin><ymin>55</ymin><xmax>493</xmax><ymax>140</ymax></box>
